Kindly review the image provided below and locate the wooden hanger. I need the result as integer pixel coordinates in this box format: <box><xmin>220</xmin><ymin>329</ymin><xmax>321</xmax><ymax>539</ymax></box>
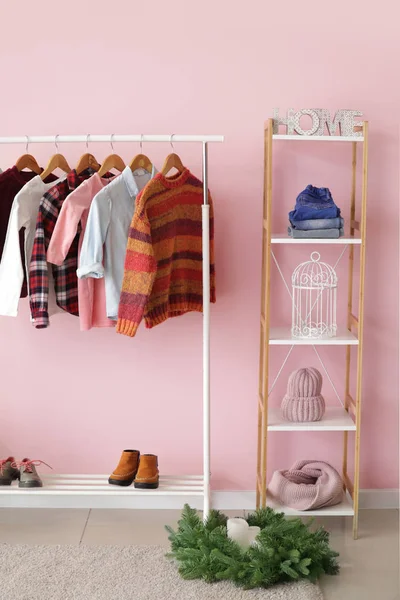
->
<box><xmin>15</xmin><ymin>154</ymin><xmax>42</xmax><ymax>175</ymax></box>
<box><xmin>98</xmin><ymin>154</ymin><xmax>125</xmax><ymax>177</ymax></box>
<box><xmin>41</xmin><ymin>153</ymin><xmax>71</xmax><ymax>181</ymax></box>
<box><xmin>129</xmin><ymin>135</ymin><xmax>152</xmax><ymax>173</ymax></box>
<box><xmin>161</xmin><ymin>135</ymin><xmax>185</xmax><ymax>176</ymax></box>
<box><xmin>129</xmin><ymin>153</ymin><xmax>152</xmax><ymax>173</ymax></box>
<box><xmin>76</xmin><ymin>135</ymin><xmax>100</xmax><ymax>174</ymax></box>
<box><xmin>15</xmin><ymin>136</ymin><xmax>42</xmax><ymax>175</ymax></box>
<box><xmin>161</xmin><ymin>153</ymin><xmax>185</xmax><ymax>176</ymax></box>
<box><xmin>98</xmin><ymin>137</ymin><xmax>125</xmax><ymax>177</ymax></box>
<box><xmin>76</xmin><ymin>153</ymin><xmax>100</xmax><ymax>174</ymax></box>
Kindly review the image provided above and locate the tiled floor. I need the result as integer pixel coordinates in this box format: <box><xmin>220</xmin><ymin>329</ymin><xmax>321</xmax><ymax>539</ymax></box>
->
<box><xmin>0</xmin><ymin>508</ymin><xmax>398</xmax><ymax>599</ymax></box>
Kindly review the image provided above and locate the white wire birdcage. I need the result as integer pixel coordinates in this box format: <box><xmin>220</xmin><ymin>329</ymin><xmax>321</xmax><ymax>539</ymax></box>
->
<box><xmin>291</xmin><ymin>251</ymin><xmax>338</xmax><ymax>339</ymax></box>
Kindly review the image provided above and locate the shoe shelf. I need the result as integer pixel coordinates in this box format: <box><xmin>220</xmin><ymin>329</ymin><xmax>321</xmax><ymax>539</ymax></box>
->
<box><xmin>268</xmin><ymin>406</ymin><xmax>356</xmax><ymax>432</ymax></box>
<box><xmin>0</xmin><ymin>474</ymin><xmax>204</xmax><ymax>495</ymax></box>
<box><xmin>266</xmin><ymin>491</ymin><xmax>354</xmax><ymax>517</ymax></box>
<box><xmin>271</xmin><ymin>233</ymin><xmax>362</xmax><ymax>244</ymax></box>
<box><xmin>257</xmin><ymin>119</ymin><xmax>368</xmax><ymax>539</ymax></box>
<box><xmin>268</xmin><ymin>327</ymin><xmax>359</xmax><ymax>345</ymax></box>
<box><xmin>0</xmin><ymin>475</ymin><xmax>205</xmax><ymax>508</ymax></box>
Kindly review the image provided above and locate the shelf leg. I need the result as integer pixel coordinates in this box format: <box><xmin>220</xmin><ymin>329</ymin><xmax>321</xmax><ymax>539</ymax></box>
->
<box><xmin>256</xmin><ymin>325</ymin><xmax>264</xmax><ymax>508</ymax></box>
<box><xmin>352</xmin><ymin>122</ymin><xmax>369</xmax><ymax>540</ymax></box>
<box><xmin>258</xmin><ymin>120</ymin><xmax>273</xmax><ymax>508</ymax></box>
<box><xmin>343</xmin><ymin>142</ymin><xmax>357</xmax><ymax>492</ymax></box>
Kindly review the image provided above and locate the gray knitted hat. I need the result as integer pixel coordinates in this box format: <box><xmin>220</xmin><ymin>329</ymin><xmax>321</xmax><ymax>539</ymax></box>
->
<box><xmin>281</xmin><ymin>367</ymin><xmax>325</xmax><ymax>422</ymax></box>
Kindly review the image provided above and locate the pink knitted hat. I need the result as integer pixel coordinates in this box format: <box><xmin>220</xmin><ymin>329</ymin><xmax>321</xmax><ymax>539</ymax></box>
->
<box><xmin>281</xmin><ymin>367</ymin><xmax>325</xmax><ymax>422</ymax></box>
<box><xmin>268</xmin><ymin>460</ymin><xmax>343</xmax><ymax>511</ymax></box>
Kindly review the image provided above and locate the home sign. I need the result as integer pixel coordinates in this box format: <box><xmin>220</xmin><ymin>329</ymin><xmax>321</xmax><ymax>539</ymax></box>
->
<box><xmin>273</xmin><ymin>108</ymin><xmax>364</xmax><ymax>137</ymax></box>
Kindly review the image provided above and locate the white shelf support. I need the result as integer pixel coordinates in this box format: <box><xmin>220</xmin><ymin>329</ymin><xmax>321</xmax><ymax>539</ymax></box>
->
<box><xmin>267</xmin><ymin>407</ymin><xmax>356</xmax><ymax>432</ymax></box>
<box><xmin>269</xmin><ymin>327</ymin><xmax>359</xmax><ymax>345</ymax></box>
<box><xmin>312</xmin><ymin>346</ymin><xmax>344</xmax><ymax>407</ymax></box>
<box><xmin>271</xmin><ymin>233</ymin><xmax>361</xmax><ymax>245</ymax></box>
<box><xmin>267</xmin><ymin>491</ymin><xmax>354</xmax><ymax>516</ymax></box>
<box><xmin>273</xmin><ymin>134</ymin><xmax>364</xmax><ymax>143</ymax></box>
<box><xmin>268</xmin><ymin>345</ymin><xmax>294</xmax><ymax>396</ymax></box>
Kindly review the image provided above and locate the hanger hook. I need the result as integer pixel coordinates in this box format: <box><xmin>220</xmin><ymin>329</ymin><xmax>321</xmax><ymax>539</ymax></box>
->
<box><xmin>25</xmin><ymin>135</ymin><xmax>29</xmax><ymax>154</ymax></box>
<box><xmin>170</xmin><ymin>134</ymin><xmax>175</xmax><ymax>151</ymax></box>
<box><xmin>54</xmin><ymin>134</ymin><xmax>60</xmax><ymax>153</ymax></box>
<box><xmin>140</xmin><ymin>134</ymin><xmax>143</xmax><ymax>153</ymax></box>
<box><xmin>110</xmin><ymin>134</ymin><xmax>115</xmax><ymax>152</ymax></box>
<box><xmin>86</xmin><ymin>134</ymin><xmax>90</xmax><ymax>151</ymax></box>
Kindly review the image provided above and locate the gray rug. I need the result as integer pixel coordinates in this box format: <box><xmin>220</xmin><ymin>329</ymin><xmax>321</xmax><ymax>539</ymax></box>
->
<box><xmin>0</xmin><ymin>544</ymin><xmax>323</xmax><ymax>600</ymax></box>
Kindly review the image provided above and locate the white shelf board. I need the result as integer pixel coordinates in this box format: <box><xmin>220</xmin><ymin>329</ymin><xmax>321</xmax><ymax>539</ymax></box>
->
<box><xmin>0</xmin><ymin>475</ymin><xmax>207</xmax><ymax>510</ymax></box>
<box><xmin>268</xmin><ymin>406</ymin><xmax>356</xmax><ymax>431</ymax></box>
<box><xmin>267</xmin><ymin>492</ymin><xmax>354</xmax><ymax>516</ymax></box>
<box><xmin>269</xmin><ymin>327</ymin><xmax>358</xmax><ymax>346</ymax></box>
<box><xmin>271</xmin><ymin>233</ymin><xmax>361</xmax><ymax>245</ymax></box>
<box><xmin>0</xmin><ymin>475</ymin><xmax>204</xmax><ymax>497</ymax></box>
<box><xmin>273</xmin><ymin>134</ymin><xmax>364</xmax><ymax>143</ymax></box>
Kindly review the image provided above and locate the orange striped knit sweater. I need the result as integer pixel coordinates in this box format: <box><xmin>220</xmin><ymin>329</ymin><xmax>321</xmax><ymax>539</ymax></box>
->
<box><xmin>116</xmin><ymin>168</ymin><xmax>215</xmax><ymax>337</ymax></box>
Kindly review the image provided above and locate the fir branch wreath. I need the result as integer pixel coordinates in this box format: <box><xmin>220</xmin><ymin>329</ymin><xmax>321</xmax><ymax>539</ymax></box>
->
<box><xmin>166</xmin><ymin>504</ymin><xmax>339</xmax><ymax>590</ymax></box>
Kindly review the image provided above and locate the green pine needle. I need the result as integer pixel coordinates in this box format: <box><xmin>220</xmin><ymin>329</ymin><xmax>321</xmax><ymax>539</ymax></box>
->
<box><xmin>165</xmin><ymin>504</ymin><xmax>340</xmax><ymax>590</ymax></box>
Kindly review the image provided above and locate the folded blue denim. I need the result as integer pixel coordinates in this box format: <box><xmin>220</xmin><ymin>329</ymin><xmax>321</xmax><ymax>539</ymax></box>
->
<box><xmin>288</xmin><ymin>226</ymin><xmax>344</xmax><ymax>239</ymax></box>
<box><xmin>289</xmin><ymin>185</ymin><xmax>341</xmax><ymax>221</ymax></box>
<box><xmin>290</xmin><ymin>217</ymin><xmax>344</xmax><ymax>230</ymax></box>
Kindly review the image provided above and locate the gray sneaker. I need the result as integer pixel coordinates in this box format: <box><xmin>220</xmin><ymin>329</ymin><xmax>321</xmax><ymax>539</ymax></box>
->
<box><xmin>0</xmin><ymin>457</ymin><xmax>19</xmax><ymax>485</ymax></box>
<box><xmin>18</xmin><ymin>459</ymin><xmax>51</xmax><ymax>488</ymax></box>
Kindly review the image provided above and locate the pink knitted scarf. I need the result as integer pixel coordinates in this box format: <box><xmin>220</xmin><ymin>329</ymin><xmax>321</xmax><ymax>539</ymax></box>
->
<box><xmin>268</xmin><ymin>460</ymin><xmax>343</xmax><ymax>511</ymax></box>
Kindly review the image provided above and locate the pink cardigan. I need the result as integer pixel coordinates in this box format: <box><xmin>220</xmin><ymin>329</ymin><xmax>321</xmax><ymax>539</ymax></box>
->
<box><xmin>47</xmin><ymin>174</ymin><xmax>115</xmax><ymax>331</ymax></box>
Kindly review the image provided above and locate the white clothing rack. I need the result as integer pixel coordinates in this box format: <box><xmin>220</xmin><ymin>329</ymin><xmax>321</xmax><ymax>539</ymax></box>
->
<box><xmin>0</xmin><ymin>133</ymin><xmax>224</xmax><ymax>518</ymax></box>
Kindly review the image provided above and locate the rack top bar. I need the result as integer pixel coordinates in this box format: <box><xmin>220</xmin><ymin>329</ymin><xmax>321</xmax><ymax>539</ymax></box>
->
<box><xmin>0</xmin><ymin>134</ymin><xmax>224</xmax><ymax>144</ymax></box>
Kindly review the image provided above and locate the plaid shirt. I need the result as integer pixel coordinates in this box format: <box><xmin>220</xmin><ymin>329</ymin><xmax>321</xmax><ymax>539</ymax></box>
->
<box><xmin>29</xmin><ymin>169</ymin><xmax>94</xmax><ymax>328</ymax></box>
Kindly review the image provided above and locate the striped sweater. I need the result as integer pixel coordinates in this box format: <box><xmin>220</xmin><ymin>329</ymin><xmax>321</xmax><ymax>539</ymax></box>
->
<box><xmin>116</xmin><ymin>168</ymin><xmax>215</xmax><ymax>337</ymax></box>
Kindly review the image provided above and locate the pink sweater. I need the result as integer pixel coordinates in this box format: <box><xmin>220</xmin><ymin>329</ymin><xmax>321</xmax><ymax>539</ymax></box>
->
<box><xmin>47</xmin><ymin>174</ymin><xmax>115</xmax><ymax>331</ymax></box>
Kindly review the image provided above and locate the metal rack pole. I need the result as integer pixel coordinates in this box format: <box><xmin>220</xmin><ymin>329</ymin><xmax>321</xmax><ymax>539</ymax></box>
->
<box><xmin>0</xmin><ymin>134</ymin><xmax>224</xmax><ymax>144</ymax></box>
<box><xmin>202</xmin><ymin>142</ymin><xmax>211</xmax><ymax>519</ymax></box>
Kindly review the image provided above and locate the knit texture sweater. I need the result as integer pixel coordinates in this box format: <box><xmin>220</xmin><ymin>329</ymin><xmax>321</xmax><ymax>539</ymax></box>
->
<box><xmin>116</xmin><ymin>169</ymin><xmax>215</xmax><ymax>337</ymax></box>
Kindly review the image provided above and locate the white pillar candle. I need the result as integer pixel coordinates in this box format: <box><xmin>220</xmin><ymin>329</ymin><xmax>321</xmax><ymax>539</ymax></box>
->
<box><xmin>227</xmin><ymin>518</ymin><xmax>250</xmax><ymax>549</ymax></box>
<box><xmin>247</xmin><ymin>526</ymin><xmax>261</xmax><ymax>547</ymax></box>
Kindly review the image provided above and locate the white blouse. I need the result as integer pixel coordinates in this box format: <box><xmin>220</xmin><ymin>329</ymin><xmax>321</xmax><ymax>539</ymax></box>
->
<box><xmin>0</xmin><ymin>175</ymin><xmax>64</xmax><ymax>318</ymax></box>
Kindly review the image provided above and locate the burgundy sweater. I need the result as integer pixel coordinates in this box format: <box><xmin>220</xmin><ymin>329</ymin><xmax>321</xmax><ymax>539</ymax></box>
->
<box><xmin>0</xmin><ymin>166</ymin><xmax>57</xmax><ymax>297</ymax></box>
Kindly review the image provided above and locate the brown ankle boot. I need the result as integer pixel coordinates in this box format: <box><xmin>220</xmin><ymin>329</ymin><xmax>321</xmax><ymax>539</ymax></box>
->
<box><xmin>134</xmin><ymin>454</ymin><xmax>159</xmax><ymax>489</ymax></box>
<box><xmin>108</xmin><ymin>449</ymin><xmax>140</xmax><ymax>486</ymax></box>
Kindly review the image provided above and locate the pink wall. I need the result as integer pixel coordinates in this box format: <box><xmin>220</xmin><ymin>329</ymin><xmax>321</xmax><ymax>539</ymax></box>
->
<box><xmin>0</xmin><ymin>0</ymin><xmax>398</xmax><ymax>490</ymax></box>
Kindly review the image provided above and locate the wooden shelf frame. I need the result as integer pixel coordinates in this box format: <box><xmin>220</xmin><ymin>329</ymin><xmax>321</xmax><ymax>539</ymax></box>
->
<box><xmin>256</xmin><ymin>119</ymin><xmax>369</xmax><ymax>538</ymax></box>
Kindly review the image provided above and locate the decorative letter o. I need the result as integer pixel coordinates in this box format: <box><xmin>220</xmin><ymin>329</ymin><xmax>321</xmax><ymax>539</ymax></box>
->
<box><xmin>293</xmin><ymin>109</ymin><xmax>320</xmax><ymax>136</ymax></box>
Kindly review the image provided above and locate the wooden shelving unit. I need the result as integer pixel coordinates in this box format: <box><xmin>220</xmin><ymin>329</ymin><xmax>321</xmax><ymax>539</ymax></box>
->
<box><xmin>256</xmin><ymin>119</ymin><xmax>368</xmax><ymax>539</ymax></box>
